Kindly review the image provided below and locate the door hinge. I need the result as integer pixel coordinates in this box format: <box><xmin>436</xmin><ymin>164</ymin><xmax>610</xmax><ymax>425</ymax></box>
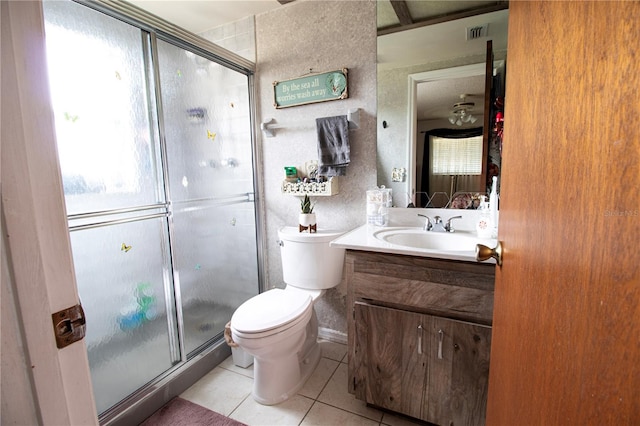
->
<box><xmin>52</xmin><ymin>303</ymin><xmax>86</xmax><ymax>349</ymax></box>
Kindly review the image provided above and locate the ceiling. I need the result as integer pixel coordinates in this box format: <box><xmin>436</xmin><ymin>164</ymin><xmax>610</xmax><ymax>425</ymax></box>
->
<box><xmin>377</xmin><ymin>0</ymin><xmax>507</xmax><ymax>35</ymax></box>
<box><xmin>128</xmin><ymin>0</ymin><xmax>289</xmax><ymax>34</ymax></box>
<box><xmin>418</xmin><ymin>74</ymin><xmax>487</xmax><ymax>122</ymax></box>
<box><xmin>387</xmin><ymin>7</ymin><xmax>508</xmax><ymax>122</ymax></box>
<box><xmin>376</xmin><ymin>2</ymin><xmax>509</xmax><ymax>123</ymax></box>
<box><xmin>129</xmin><ymin>0</ymin><xmax>508</xmax><ymax>37</ymax></box>
<box><xmin>377</xmin><ymin>8</ymin><xmax>508</xmax><ymax>71</ymax></box>
<box><xmin>129</xmin><ymin>1</ymin><xmax>508</xmax><ymax>123</ymax></box>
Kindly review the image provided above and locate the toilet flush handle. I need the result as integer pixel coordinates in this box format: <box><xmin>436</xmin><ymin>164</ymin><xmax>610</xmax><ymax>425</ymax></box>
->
<box><xmin>277</xmin><ymin>240</ymin><xmax>284</xmax><ymax>247</ymax></box>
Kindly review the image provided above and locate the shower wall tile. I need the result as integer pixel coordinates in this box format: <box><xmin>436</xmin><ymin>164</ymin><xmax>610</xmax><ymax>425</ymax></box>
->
<box><xmin>200</xmin><ymin>16</ymin><xmax>256</xmax><ymax>63</ymax></box>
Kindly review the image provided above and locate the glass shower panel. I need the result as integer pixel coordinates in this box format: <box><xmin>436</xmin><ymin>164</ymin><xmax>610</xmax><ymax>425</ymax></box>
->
<box><xmin>69</xmin><ymin>216</ymin><xmax>175</xmax><ymax>414</ymax></box>
<box><xmin>172</xmin><ymin>201</ymin><xmax>259</xmax><ymax>354</ymax></box>
<box><xmin>43</xmin><ymin>1</ymin><xmax>161</xmax><ymax>216</ymax></box>
<box><xmin>155</xmin><ymin>40</ymin><xmax>259</xmax><ymax>355</ymax></box>
<box><xmin>156</xmin><ymin>39</ymin><xmax>255</xmax><ymax>200</ymax></box>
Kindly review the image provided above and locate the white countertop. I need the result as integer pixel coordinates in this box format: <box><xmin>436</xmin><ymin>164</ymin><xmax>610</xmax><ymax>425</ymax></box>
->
<box><xmin>329</xmin><ymin>208</ymin><xmax>497</xmax><ymax>264</ymax></box>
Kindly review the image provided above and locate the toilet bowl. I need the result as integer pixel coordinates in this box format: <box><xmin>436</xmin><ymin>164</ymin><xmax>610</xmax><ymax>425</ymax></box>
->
<box><xmin>230</xmin><ymin>227</ymin><xmax>345</xmax><ymax>405</ymax></box>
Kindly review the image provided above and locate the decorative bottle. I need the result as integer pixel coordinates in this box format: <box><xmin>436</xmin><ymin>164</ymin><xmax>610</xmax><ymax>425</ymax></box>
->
<box><xmin>476</xmin><ymin>196</ymin><xmax>492</xmax><ymax>238</ymax></box>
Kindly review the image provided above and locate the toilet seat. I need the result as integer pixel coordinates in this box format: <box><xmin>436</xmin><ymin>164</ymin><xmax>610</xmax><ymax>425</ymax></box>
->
<box><xmin>231</xmin><ymin>289</ymin><xmax>312</xmax><ymax>338</ymax></box>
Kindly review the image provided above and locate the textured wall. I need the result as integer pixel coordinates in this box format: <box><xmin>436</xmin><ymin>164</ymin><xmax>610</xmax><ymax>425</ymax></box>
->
<box><xmin>255</xmin><ymin>0</ymin><xmax>377</xmax><ymax>338</ymax></box>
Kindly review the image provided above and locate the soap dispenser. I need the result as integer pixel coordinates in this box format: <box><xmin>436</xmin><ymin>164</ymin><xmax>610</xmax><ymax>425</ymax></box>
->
<box><xmin>476</xmin><ymin>196</ymin><xmax>492</xmax><ymax>238</ymax></box>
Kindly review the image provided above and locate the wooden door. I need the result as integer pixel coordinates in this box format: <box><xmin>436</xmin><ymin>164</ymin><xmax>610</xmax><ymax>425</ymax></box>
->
<box><xmin>428</xmin><ymin>317</ymin><xmax>491</xmax><ymax>426</ymax></box>
<box><xmin>486</xmin><ymin>2</ymin><xmax>640</xmax><ymax>424</ymax></box>
<box><xmin>353</xmin><ymin>302</ymin><xmax>428</xmax><ymax>419</ymax></box>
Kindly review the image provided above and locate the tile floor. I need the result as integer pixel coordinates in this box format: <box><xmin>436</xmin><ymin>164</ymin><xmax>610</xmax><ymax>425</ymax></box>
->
<box><xmin>180</xmin><ymin>341</ymin><xmax>424</xmax><ymax>426</ymax></box>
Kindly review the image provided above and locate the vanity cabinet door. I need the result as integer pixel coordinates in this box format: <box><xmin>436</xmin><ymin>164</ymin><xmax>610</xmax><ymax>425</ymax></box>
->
<box><xmin>352</xmin><ymin>302</ymin><xmax>429</xmax><ymax>419</ymax></box>
<box><xmin>352</xmin><ymin>302</ymin><xmax>492</xmax><ymax>425</ymax></box>
<box><xmin>426</xmin><ymin>317</ymin><xmax>492</xmax><ymax>426</ymax></box>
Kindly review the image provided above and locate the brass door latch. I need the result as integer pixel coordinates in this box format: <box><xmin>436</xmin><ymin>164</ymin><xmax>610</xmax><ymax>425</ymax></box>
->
<box><xmin>52</xmin><ymin>304</ymin><xmax>86</xmax><ymax>349</ymax></box>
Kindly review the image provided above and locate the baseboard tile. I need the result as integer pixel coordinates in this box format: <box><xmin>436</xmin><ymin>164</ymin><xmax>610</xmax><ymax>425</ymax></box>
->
<box><xmin>318</xmin><ymin>327</ymin><xmax>347</xmax><ymax>345</ymax></box>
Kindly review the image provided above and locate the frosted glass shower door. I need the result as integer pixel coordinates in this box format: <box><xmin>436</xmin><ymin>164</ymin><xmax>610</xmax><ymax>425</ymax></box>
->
<box><xmin>69</xmin><ymin>217</ymin><xmax>176</xmax><ymax>414</ymax></box>
<box><xmin>44</xmin><ymin>0</ymin><xmax>261</xmax><ymax>416</ymax></box>
<box><xmin>43</xmin><ymin>1</ymin><xmax>177</xmax><ymax>415</ymax></box>
<box><xmin>156</xmin><ymin>40</ymin><xmax>259</xmax><ymax>355</ymax></box>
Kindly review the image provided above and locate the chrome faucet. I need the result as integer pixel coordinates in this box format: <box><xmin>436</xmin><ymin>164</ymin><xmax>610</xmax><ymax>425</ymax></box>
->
<box><xmin>445</xmin><ymin>215</ymin><xmax>463</xmax><ymax>232</ymax></box>
<box><xmin>418</xmin><ymin>214</ymin><xmax>462</xmax><ymax>232</ymax></box>
<box><xmin>417</xmin><ymin>214</ymin><xmax>432</xmax><ymax>231</ymax></box>
<box><xmin>431</xmin><ymin>216</ymin><xmax>447</xmax><ymax>232</ymax></box>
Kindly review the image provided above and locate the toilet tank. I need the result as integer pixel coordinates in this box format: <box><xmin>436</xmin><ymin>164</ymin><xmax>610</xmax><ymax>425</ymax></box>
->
<box><xmin>278</xmin><ymin>227</ymin><xmax>346</xmax><ymax>290</ymax></box>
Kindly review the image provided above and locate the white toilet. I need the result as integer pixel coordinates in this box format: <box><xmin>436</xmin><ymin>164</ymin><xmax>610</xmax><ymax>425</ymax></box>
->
<box><xmin>230</xmin><ymin>226</ymin><xmax>345</xmax><ymax>405</ymax></box>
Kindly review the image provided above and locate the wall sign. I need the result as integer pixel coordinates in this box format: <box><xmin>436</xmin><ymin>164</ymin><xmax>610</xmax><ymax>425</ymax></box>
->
<box><xmin>273</xmin><ymin>68</ymin><xmax>348</xmax><ymax>108</ymax></box>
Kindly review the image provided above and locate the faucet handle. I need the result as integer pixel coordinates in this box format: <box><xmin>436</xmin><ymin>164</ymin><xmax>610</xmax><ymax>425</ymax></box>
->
<box><xmin>445</xmin><ymin>215</ymin><xmax>463</xmax><ymax>232</ymax></box>
<box><xmin>417</xmin><ymin>214</ymin><xmax>432</xmax><ymax>231</ymax></box>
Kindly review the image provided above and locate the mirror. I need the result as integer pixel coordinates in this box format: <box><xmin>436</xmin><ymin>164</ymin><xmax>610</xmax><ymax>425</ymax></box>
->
<box><xmin>376</xmin><ymin>7</ymin><xmax>509</xmax><ymax>208</ymax></box>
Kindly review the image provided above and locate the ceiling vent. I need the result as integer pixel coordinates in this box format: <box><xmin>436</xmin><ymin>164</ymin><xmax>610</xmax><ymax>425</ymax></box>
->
<box><xmin>466</xmin><ymin>24</ymin><xmax>489</xmax><ymax>40</ymax></box>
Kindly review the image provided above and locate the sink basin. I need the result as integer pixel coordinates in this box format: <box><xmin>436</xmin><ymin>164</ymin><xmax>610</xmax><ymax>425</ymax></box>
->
<box><xmin>373</xmin><ymin>227</ymin><xmax>493</xmax><ymax>252</ymax></box>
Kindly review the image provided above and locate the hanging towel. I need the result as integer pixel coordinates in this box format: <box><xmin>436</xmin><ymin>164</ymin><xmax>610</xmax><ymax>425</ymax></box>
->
<box><xmin>316</xmin><ymin>115</ymin><xmax>350</xmax><ymax>176</ymax></box>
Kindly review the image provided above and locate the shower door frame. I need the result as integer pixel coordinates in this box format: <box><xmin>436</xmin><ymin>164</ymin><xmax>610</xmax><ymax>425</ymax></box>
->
<box><xmin>60</xmin><ymin>1</ymin><xmax>266</xmax><ymax>424</ymax></box>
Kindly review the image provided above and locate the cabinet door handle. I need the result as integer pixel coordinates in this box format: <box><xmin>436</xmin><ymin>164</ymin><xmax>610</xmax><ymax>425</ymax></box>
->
<box><xmin>437</xmin><ymin>329</ymin><xmax>444</xmax><ymax>359</ymax></box>
<box><xmin>417</xmin><ymin>325</ymin><xmax>423</xmax><ymax>355</ymax></box>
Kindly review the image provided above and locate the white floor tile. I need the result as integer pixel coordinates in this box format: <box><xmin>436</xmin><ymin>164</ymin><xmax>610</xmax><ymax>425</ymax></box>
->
<box><xmin>301</xmin><ymin>401</ymin><xmax>379</xmax><ymax>426</ymax></box>
<box><xmin>180</xmin><ymin>367</ymin><xmax>253</xmax><ymax>416</ymax></box>
<box><xmin>318</xmin><ymin>340</ymin><xmax>348</xmax><ymax>363</ymax></box>
<box><xmin>317</xmin><ymin>363</ymin><xmax>384</xmax><ymax>422</ymax></box>
<box><xmin>230</xmin><ymin>393</ymin><xmax>314</xmax><ymax>426</ymax></box>
<box><xmin>298</xmin><ymin>357</ymin><xmax>340</xmax><ymax>400</ymax></box>
<box><xmin>219</xmin><ymin>354</ymin><xmax>255</xmax><ymax>379</ymax></box>
<box><xmin>180</xmin><ymin>340</ymin><xmax>385</xmax><ymax>425</ymax></box>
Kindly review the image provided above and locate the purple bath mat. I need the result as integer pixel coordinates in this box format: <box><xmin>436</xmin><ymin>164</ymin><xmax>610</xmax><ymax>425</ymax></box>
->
<box><xmin>140</xmin><ymin>397</ymin><xmax>247</xmax><ymax>426</ymax></box>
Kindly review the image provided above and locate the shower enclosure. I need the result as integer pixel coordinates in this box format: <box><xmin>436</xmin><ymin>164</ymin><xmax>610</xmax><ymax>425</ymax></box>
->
<box><xmin>43</xmin><ymin>0</ymin><xmax>261</xmax><ymax>418</ymax></box>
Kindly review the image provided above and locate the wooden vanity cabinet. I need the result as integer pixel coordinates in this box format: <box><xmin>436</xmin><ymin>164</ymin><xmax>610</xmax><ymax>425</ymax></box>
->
<box><xmin>346</xmin><ymin>251</ymin><xmax>495</xmax><ymax>426</ymax></box>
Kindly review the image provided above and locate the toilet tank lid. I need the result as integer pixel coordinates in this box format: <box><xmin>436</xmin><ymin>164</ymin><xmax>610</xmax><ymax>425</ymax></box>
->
<box><xmin>231</xmin><ymin>288</ymin><xmax>312</xmax><ymax>333</ymax></box>
<box><xmin>278</xmin><ymin>226</ymin><xmax>345</xmax><ymax>243</ymax></box>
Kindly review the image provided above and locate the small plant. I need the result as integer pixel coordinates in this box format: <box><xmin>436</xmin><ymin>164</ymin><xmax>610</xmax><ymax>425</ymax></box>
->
<box><xmin>300</xmin><ymin>194</ymin><xmax>314</xmax><ymax>214</ymax></box>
